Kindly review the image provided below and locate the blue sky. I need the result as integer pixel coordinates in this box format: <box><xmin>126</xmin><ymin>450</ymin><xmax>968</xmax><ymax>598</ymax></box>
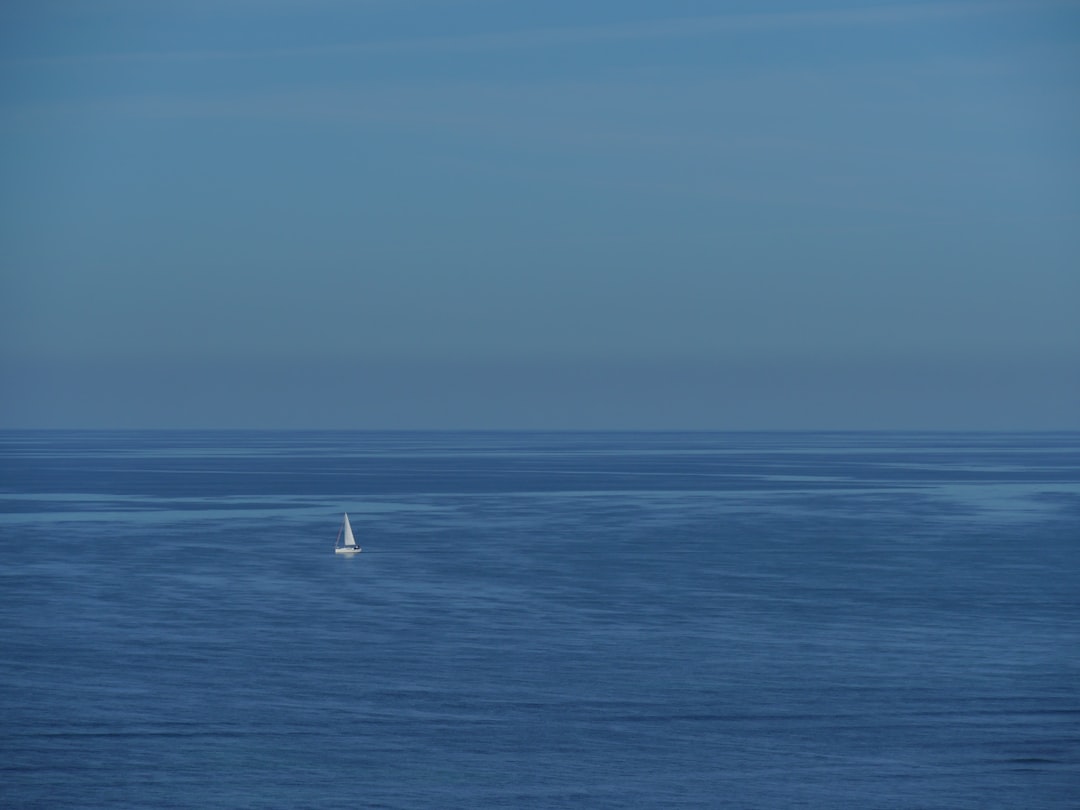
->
<box><xmin>2</xmin><ymin>0</ymin><xmax>1078</xmax><ymax>428</ymax></box>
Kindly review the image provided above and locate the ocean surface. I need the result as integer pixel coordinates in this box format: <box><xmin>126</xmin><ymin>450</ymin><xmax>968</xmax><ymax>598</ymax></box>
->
<box><xmin>1</xmin><ymin>431</ymin><xmax>1078</xmax><ymax>809</ymax></box>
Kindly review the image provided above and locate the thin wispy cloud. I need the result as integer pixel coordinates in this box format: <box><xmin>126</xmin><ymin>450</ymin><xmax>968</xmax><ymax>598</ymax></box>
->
<box><xmin>6</xmin><ymin>0</ymin><xmax>1069</xmax><ymax>66</ymax></box>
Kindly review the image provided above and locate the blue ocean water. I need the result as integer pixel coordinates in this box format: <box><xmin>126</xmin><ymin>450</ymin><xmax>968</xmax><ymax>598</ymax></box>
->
<box><xmin>1</xmin><ymin>431</ymin><xmax>1078</xmax><ymax>809</ymax></box>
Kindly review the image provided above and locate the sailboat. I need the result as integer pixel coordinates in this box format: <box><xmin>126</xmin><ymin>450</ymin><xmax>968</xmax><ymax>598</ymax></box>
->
<box><xmin>334</xmin><ymin>513</ymin><xmax>362</xmax><ymax>554</ymax></box>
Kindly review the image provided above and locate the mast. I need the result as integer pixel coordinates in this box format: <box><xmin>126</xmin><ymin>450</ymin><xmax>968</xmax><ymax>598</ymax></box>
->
<box><xmin>342</xmin><ymin>513</ymin><xmax>357</xmax><ymax>547</ymax></box>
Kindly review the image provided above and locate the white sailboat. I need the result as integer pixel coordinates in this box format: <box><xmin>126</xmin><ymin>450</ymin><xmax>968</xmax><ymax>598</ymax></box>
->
<box><xmin>334</xmin><ymin>512</ymin><xmax>362</xmax><ymax>554</ymax></box>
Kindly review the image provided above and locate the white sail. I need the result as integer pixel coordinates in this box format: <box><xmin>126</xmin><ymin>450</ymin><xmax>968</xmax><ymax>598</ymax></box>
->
<box><xmin>335</xmin><ymin>512</ymin><xmax>361</xmax><ymax>553</ymax></box>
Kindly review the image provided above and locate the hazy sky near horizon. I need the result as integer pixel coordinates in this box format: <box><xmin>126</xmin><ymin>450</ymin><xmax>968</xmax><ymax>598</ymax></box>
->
<box><xmin>2</xmin><ymin>0</ymin><xmax>1078</xmax><ymax>429</ymax></box>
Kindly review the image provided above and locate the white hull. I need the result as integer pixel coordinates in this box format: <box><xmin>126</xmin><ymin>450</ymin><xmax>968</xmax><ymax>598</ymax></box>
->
<box><xmin>334</xmin><ymin>546</ymin><xmax>362</xmax><ymax>554</ymax></box>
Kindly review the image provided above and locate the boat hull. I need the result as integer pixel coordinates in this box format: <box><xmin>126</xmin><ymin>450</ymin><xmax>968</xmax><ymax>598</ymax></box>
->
<box><xmin>334</xmin><ymin>547</ymin><xmax>362</xmax><ymax>554</ymax></box>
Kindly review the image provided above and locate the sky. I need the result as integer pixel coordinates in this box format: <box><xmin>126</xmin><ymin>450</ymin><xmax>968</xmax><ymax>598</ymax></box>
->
<box><xmin>1</xmin><ymin>0</ymin><xmax>1078</xmax><ymax>429</ymax></box>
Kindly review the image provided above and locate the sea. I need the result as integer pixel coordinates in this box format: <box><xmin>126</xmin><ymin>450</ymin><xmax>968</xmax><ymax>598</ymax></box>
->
<box><xmin>1</xmin><ymin>431</ymin><xmax>1077</xmax><ymax>809</ymax></box>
